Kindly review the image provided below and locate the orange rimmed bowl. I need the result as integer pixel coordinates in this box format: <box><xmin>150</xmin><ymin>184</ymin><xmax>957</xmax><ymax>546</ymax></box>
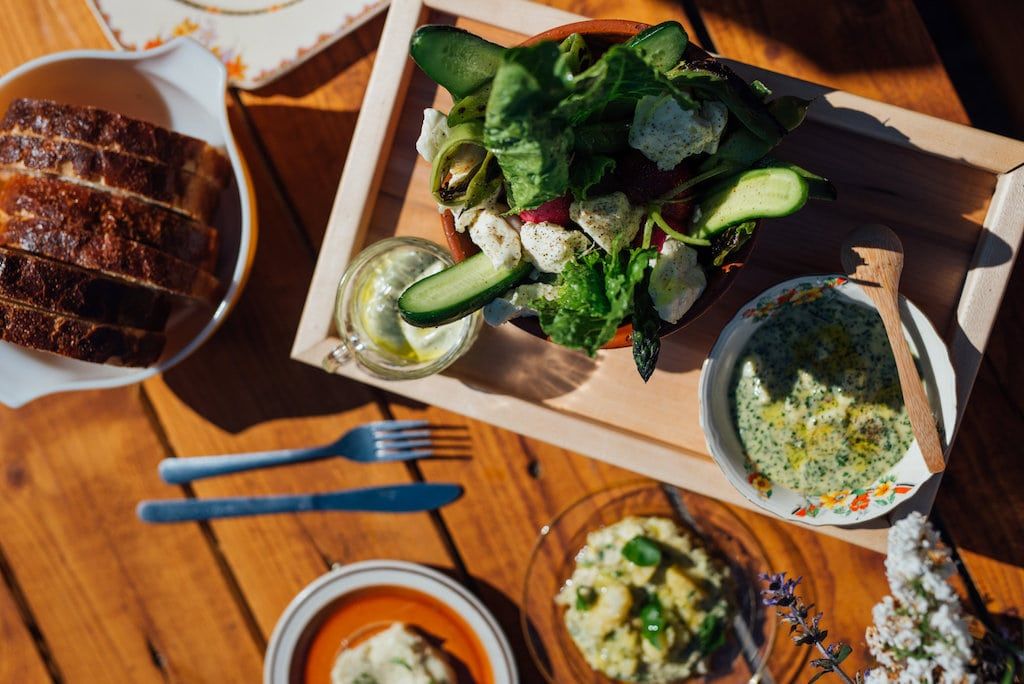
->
<box><xmin>439</xmin><ymin>20</ymin><xmax>758</xmax><ymax>350</ymax></box>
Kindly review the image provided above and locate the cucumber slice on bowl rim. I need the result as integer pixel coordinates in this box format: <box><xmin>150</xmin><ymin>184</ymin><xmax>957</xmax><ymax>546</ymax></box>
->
<box><xmin>626</xmin><ymin>21</ymin><xmax>688</xmax><ymax>72</ymax></box>
<box><xmin>399</xmin><ymin>252</ymin><xmax>532</xmax><ymax>327</ymax></box>
<box><xmin>692</xmin><ymin>167</ymin><xmax>809</xmax><ymax>238</ymax></box>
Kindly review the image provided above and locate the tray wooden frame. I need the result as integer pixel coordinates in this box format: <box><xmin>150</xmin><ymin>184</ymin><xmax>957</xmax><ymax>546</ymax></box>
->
<box><xmin>293</xmin><ymin>0</ymin><xmax>1024</xmax><ymax>551</ymax></box>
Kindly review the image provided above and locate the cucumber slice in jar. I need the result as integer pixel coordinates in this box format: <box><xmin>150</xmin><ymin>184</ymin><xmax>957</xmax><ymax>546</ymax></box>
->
<box><xmin>399</xmin><ymin>252</ymin><xmax>532</xmax><ymax>327</ymax></box>
<box><xmin>626</xmin><ymin>21</ymin><xmax>688</xmax><ymax>72</ymax></box>
<box><xmin>410</xmin><ymin>26</ymin><xmax>506</xmax><ymax>99</ymax></box>
<box><xmin>691</xmin><ymin>167</ymin><xmax>809</xmax><ymax>238</ymax></box>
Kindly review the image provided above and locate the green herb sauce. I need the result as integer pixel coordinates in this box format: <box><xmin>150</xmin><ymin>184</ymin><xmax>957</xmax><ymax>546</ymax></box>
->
<box><xmin>729</xmin><ymin>290</ymin><xmax>915</xmax><ymax>494</ymax></box>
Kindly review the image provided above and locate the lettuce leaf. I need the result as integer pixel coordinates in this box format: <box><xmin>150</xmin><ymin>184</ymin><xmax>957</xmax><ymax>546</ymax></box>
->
<box><xmin>569</xmin><ymin>154</ymin><xmax>615</xmax><ymax>200</ymax></box>
<box><xmin>533</xmin><ymin>247</ymin><xmax>654</xmax><ymax>356</ymax></box>
<box><xmin>484</xmin><ymin>42</ymin><xmax>700</xmax><ymax>210</ymax></box>
<box><xmin>484</xmin><ymin>43</ymin><xmax>574</xmax><ymax>211</ymax></box>
<box><xmin>555</xmin><ymin>45</ymin><xmax>697</xmax><ymax>125</ymax></box>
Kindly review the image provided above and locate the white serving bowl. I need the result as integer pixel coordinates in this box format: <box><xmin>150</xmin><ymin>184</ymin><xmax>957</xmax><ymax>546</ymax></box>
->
<box><xmin>264</xmin><ymin>559</ymin><xmax>518</xmax><ymax>684</ymax></box>
<box><xmin>699</xmin><ymin>274</ymin><xmax>956</xmax><ymax>526</ymax></box>
<box><xmin>0</xmin><ymin>37</ymin><xmax>256</xmax><ymax>407</ymax></box>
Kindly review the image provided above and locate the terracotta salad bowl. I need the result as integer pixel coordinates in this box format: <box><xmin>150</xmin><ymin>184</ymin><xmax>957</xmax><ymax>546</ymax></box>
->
<box><xmin>439</xmin><ymin>20</ymin><xmax>759</xmax><ymax>350</ymax></box>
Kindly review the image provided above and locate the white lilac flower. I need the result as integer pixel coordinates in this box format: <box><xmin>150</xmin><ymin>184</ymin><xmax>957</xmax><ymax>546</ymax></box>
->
<box><xmin>866</xmin><ymin>512</ymin><xmax>975</xmax><ymax>683</ymax></box>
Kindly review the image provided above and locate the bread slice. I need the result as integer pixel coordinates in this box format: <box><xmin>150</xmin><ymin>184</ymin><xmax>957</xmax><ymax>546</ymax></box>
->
<box><xmin>2</xmin><ymin>98</ymin><xmax>231</xmax><ymax>186</ymax></box>
<box><xmin>0</xmin><ymin>172</ymin><xmax>217</xmax><ymax>270</ymax></box>
<box><xmin>0</xmin><ymin>134</ymin><xmax>222</xmax><ymax>223</ymax></box>
<box><xmin>0</xmin><ymin>295</ymin><xmax>164</xmax><ymax>366</ymax></box>
<box><xmin>0</xmin><ymin>247</ymin><xmax>171</xmax><ymax>331</ymax></box>
<box><xmin>0</xmin><ymin>213</ymin><xmax>220</xmax><ymax>301</ymax></box>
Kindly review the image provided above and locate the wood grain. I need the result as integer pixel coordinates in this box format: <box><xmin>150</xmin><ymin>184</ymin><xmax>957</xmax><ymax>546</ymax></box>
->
<box><xmin>0</xmin><ymin>576</ymin><xmax>51</xmax><ymax>684</ymax></box>
<box><xmin>247</xmin><ymin>0</ymin><xmax>1021</xmax><ymax>678</ymax></box>
<box><xmin>693</xmin><ymin>0</ymin><xmax>969</xmax><ymax>123</ymax></box>
<box><xmin>290</xmin><ymin>0</ymin><xmax>1017</xmax><ymax>555</ymax></box>
<box><xmin>0</xmin><ymin>389</ymin><xmax>263</xmax><ymax>682</ymax></box>
<box><xmin>140</xmin><ymin>101</ymin><xmax>457</xmax><ymax>637</ymax></box>
<box><xmin>695</xmin><ymin>0</ymin><xmax>1024</xmax><ymax>645</ymax></box>
<box><xmin>0</xmin><ymin>2</ymin><xmax>1020</xmax><ymax>684</ymax></box>
<box><xmin>948</xmin><ymin>0</ymin><xmax>1024</xmax><ymax>135</ymax></box>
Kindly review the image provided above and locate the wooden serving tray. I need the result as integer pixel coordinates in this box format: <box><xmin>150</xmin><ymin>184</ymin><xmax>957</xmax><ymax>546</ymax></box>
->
<box><xmin>293</xmin><ymin>0</ymin><xmax>1024</xmax><ymax>551</ymax></box>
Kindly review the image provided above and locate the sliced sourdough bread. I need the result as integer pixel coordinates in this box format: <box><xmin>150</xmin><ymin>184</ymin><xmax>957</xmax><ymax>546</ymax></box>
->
<box><xmin>0</xmin><ymin>172</ymin><xmax>218</xmax><ymax>270</ymax></box>
<box><xmin>0</xmin><ymin>134</ymin><xmax>222</xmax><ymax>223</ymax></box>
<box><xmin>0</xmin><ymin>247</ymin><xmax>171</xmax><ymax>331</ymax></box>
<box><xmin>0</xmin><ymin>214</ymin><xmax>220</xmax><ymax>301</ymax></box>
<box><xmin>0</xmin><ymin>295</ymin><xmax>165</xmax><ymax>366</ymax></box>
<box><xmin>1</xmin><ymin>99</ymin><xmax>231</xmax><ymax>186</ymax></box>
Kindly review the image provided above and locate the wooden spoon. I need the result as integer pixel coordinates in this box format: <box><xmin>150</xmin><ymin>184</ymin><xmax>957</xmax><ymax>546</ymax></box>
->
<box><xmin>840</xmin><ymin>224</ymin><xmax>946</xmax><ymax>474</ymax></box>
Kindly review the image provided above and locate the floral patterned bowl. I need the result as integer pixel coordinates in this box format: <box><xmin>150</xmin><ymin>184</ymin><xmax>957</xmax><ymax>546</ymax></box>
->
<box><xmin>698</xmin><ymin>274</ymin><xmax>957</xmax><ymax>526</ymax></box>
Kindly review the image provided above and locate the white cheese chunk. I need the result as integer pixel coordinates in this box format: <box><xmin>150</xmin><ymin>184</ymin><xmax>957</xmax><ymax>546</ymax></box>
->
<box><xmin>568</xmin><ymin>192</ymin><xmax>643</xmax><ymax>253</ymax></box>
<box><xmin>520</xmin><ymin>221</ymin><xmax>590</xmax><ymax>273</ymax></box>
<box><xmin>628</xmin><ymin>95</ymin><xmax>728</xmax><ymax>171</ymax></box>
<box><xmin>483</xmin><ymin>282</ymin><xmax>558</xmax><ymax>326</ymax></box>
<box><xmin>415</xmin><ymin>108</ymin><xmax>449</xmax><ymax>163</ymax></box>
<box><xmin>648</xmin><ymin>239</ymin><xmax>706</xmax><ymax>323</ymax></box>
<box><xmin>464</xmin><ymin>209</ymin><xmax>522</xmax><ymax>270</ymax></box>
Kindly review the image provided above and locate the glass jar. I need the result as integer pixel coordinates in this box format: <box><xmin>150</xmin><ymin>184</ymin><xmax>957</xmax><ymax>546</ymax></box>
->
<box><xmin>324</xmin><ymin>237</ymin><xmax>481</xmax><ymax>380</ymax></box>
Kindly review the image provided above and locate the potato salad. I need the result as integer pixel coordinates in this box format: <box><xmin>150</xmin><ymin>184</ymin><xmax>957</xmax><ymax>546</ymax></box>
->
<box><xmin>556</xmin><ymin>517</ymin><xmax>730</xmax><ymax>682</ymax></box>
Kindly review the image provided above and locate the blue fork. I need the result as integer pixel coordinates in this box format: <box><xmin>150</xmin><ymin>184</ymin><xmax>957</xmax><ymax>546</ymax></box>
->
<box><xmin>157</xmin><ymin>420</ymin><xmax>437</xmax><ymax>485</ymax></box>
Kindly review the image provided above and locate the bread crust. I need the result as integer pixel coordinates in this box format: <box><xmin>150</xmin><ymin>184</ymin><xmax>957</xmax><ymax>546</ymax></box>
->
<box><xmin>0</xmin><ymin>295</ymin><xmax>165</xmax><ymax>367</ymax></box>
<box><xmin>0</xmin><ymin>247</ymin><xmax>171</xmax><ymax>331</ymax></box>
<box><xmin>0</xmin><ymin>214</ymin><xmax>220</xmax><ymax>300</ymax></box>
<box><xmin>0</xmin><ymin>134</ymin><xmax>222</xmax><ymax>223</ymax></box>
<box><xmin>2</xmin><ymin>98</ymin><xmax>230</xmax><ymax>185</ymax></box>
<box><xmin>0</xmin><ymin>172</ymin><xmax>217</xmax><ymax>270</ymax></box>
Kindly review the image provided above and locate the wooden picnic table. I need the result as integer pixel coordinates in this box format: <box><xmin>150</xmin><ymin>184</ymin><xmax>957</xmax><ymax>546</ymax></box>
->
<box><xmin>0</xmin><ymin>0</ymin><xmax>1020</xmax><ymax>681</ymax></box>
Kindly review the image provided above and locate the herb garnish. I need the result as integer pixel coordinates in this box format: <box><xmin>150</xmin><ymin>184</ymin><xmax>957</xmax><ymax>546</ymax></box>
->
<box><xmin>640</xmin><ymin>593</ymin><xmax>666</xmax><ymax>648</ymax></box>
<box><xmin>622</xmin><ymin>535</ymin><xmax>663</xmax><ymax>566</ymax></box>
<box><xmin>697</xmin><ymin>613</ymin><xmax>726</xmax><ymax>655</ymax></box>
<box><xmin>575</xmin><ymin>585</ymin><xmax>597</xmax><ymax>611</ymax></box>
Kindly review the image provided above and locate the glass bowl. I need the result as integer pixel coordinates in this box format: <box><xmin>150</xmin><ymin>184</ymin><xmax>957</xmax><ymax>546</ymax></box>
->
<box><xmin>326</xmin><ymin>236</ymin><xmax>481</xmax><ymax>380</ymax></box>
<box><xmin>521</xmin><ymin>481</ymin><xmax>778</xmax><ymax>683</ymax></box>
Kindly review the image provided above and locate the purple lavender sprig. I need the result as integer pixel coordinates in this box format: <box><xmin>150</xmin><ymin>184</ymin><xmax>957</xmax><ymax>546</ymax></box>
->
<box><xmin>760</xmin><ymin>572</ymin><xmax>860</xmax><ymax>684</ymax></box>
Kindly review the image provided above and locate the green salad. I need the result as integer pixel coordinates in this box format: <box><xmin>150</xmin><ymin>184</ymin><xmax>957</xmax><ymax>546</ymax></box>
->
<box><xmin>399</xmin><ymin>21</ymin><xmax>834</xmax><ymax>380</ymax></box>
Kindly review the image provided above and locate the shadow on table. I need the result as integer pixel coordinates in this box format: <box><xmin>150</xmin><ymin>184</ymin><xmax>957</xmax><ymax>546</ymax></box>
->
<box><xmin>423</xmin><ymin>565</ymin><xmax>547</xmax><ymax>682</ymax></box>
<box><xmin>248</xmin><ymin>12</ymin><xmax>386</xmax><ymax>100</ymax></box>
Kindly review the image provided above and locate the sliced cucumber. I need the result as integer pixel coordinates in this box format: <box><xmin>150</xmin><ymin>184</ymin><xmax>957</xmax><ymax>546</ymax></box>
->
<box><xmin>399</xmin><ymin>252</ymin><xmax>531</xmax><ymax>327</ymax></box>
<box><xmin>768</xmin><ymin>95</ymin><xmax>811</xmax><ymax>132</ymax></box>
<box><xmin>692</xmin><ymin>167</ymin><xmax>808</xmax><ymax>238</ymax></box>
<box><xmin>757</xmin><ymin>158</ymin><xmax>838</xmax><ymax>201</ymax></box>
<box><xmin>627</xmin><ymin>21</ymin><xmax>688</xmax><ymax>72</ymax></box>
<box><xmin>447</xmin><ymin>82</ymin><xmax>491</xmax><ymax>126</ymax></box>
<box><xmin>410</xmin><ymin>26</ymin><xmax>505</xmax><ymax>99</ymax></box>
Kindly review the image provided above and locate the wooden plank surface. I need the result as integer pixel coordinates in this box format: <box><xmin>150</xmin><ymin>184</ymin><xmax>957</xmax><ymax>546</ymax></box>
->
<box><xmin>141</xmin><ymin>101</ymin><xmax>457</xmax><ymax>637</ymax></box>
<box><xmin>694</xmin><ymin>0</ymin><xmax>1024</xmax><ymax>649</ymax></box>
<box><xmin>235</xmin><ymin>0</ymin><xmax>894</xmax><ymax>675</ymax></box>
<box><xmin>0</xmin><ymin>389</ymin><xmax>264</xmax><ymax>682</ymax></box>
<box><xmin>0</xmin><ymin>1</ymin><xmax>1020</xmax><ymax>684</ymax></box>
<box><xmin>0</xmin><ymin>573</ymin><xmax>51</xmax><ymax>684</ymax></box>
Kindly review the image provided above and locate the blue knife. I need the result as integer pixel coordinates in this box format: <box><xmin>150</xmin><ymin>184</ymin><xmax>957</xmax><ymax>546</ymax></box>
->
<box><xmin>137</xmin><ymin>483</ymin><xmax>463</xmax><ymax>523</ymax></box>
